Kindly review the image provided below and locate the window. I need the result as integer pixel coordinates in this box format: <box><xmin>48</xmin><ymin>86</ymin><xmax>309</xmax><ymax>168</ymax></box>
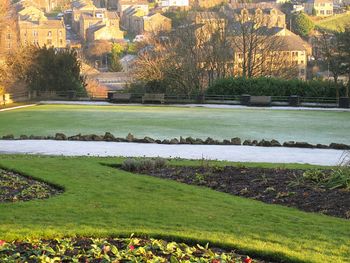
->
<box><xmin>59</xmin><ymin>31</ymin><xmax>62</xmax><ymax>37</ymax></box>
<box><xmin>300</xmin><ymin>60</ymin><xmax>304</xmax><ymax>64</ymax></box>
<box><xmin>300</xmin><ymin>69</ymin><xmax>305</xmax><ymax>75</ymax></box>
<box><xmin>6</xmin><ymin>33</ymin><xmax>11</xmax><ymax>40</ymax></box>
<box><xmin>47</xmin><ymin>39</ymin><xmax>52</xmax><ymax>45</ymax></box>
<box><xmin>48</xmin><ymin>31</ymin><xmax>52</xmax><ymax>37</ymax></box>
<box><xmin>33</xmin><ymin>30</ymin><xmax>38</xmax><ymax>37</ymax></box>
<box><xmin>6</xmin><ymin>42</ymin><xmax>11</xmax><ymax>49</ymax></box>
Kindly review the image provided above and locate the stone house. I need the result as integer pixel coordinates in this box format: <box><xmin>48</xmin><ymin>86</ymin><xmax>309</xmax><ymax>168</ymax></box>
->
<box><xmin>127</xmin><ymin>13</ymin><xmax>172</xmax><ymax>35</ymax></box>
<box><xmin>232</xmin><ymin>28</ymin><xmax>311</xmax><ymax>79</ymax></box>
<box><xmin>304</xmin><ymin>0</ymin><xmax>333</xmax><ymax>16</ymax></box>
<box><xmin>79</xmin><ymin>10</ymin><xmax>124</xmax><ymax>41</ymax></box>
<box><xmin>117</xmin><ymin>0</ymin><xmax>149</xmax><ymax>17</ymax></box>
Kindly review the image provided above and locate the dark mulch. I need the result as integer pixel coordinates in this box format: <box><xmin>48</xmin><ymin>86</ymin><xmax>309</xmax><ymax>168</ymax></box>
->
<box><xmin>133</xmin><ymin>166</ymin><xmax>350</xmax><ymax>219</ymax></box>
<box><xmin>0</xmin><ymin>169</ymin><xmax>62</xmax><ymax>202</ymax></box>
<box><xmin>0</xmin><ymin>237</ymin><xmax>273</xmax><ymax>263</ymax></box>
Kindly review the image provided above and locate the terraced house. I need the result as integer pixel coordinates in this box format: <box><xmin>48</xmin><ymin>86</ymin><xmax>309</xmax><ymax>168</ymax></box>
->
<box><xmin>304</xmin><ymin>0</ymin><xmax>333</xmax><ymax>16</ymax></box>
<box><xmin>16</xmin><ymin>5</ymin><xmax>66</xmax><ymax>48</ymax></box>
<box><xmin>79</xmin><ymin>9</ymin><xmax>124</xmax><ymax>41</ymax></box>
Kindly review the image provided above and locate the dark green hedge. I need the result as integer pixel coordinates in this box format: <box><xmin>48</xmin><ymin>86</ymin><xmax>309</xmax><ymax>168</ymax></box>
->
<box><xmin>207</xmin><ymin>77</ymin><xmax>345</xmax><ymax>97</ymax></box>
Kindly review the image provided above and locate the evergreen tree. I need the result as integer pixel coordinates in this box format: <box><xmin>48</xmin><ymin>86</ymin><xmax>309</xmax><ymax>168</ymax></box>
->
<box><xmin>292</xmin><ymin>12</ymin><xmax>314</xmax><ymax>37</ymax></box>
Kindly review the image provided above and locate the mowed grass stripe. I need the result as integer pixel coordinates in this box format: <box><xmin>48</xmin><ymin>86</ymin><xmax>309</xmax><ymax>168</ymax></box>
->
<box><xmin>0</xmin><ymin>155</ymin><xmax>349</xmax><ymax>262</ymax></box>
<box><xmin>0</xmin><ymin>104</ymin><xmax>349</xmax><ymax>144</ymax></box>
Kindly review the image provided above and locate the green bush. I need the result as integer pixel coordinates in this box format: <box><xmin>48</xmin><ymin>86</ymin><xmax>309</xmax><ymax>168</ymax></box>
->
<box><xmin>121</xmin><ymin>158</ymin><xmax>168</xmax><ymax>172</ymax></box>
<box><xmin>207</xmin><ymin>77</ymin><xmax>345</xmax><ymax>97</ymax></box>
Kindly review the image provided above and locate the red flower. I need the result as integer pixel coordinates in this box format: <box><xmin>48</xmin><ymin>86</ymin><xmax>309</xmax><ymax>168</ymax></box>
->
<box><xmin>243</xmin><ymin>256</ymin><xmax>252</xmax><ymax>263</ymax></box>
<box><xmin>0</xmin><ymin>240</ymin><xmax>5</xmax><ymax>246</ymax></box>
<box><xmin>211</xmin><ymin>259</ymin><xmax>220</xmax><ymax>263</ymax></box>
<box><xmin>129</xmin><ymin>245</ymin><xmax>135</xmax><ymax>251</ymax></box>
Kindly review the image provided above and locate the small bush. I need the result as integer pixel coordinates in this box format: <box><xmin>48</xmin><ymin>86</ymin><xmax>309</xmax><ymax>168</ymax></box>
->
<box><xmin>326</xmin><ymin>168</ymin><xmax>350</xmax><ymax>190</ymax></box>
<box><xmin>121</xmin><ymin>158</ymin><xmax>140</xmax><ymax>172</ymax></box>
<box><xmin>121</xmin><ymin>158</ymin><xmax>168</xmax><ymax>172</ymax></box>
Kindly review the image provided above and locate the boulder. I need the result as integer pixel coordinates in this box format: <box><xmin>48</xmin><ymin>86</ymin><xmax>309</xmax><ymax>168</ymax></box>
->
<box><xmin>170</xmin><ymin>138</ymin><xmax>179</xmax><ymax>144</ymax></box>
<box><xmin>162</xmin><ymin>139</ymin><xmax>170</xmax><ymax>144</ymax></box>
<box><xmin>194</xmin><ymin>138</ymin><xmax>204</xmax><ymax>144</ymax></box>
<box><xmin>223</xmin><ymin>139</ymin><xmax>231</xmax><ymax>145</ymax></box>
<box><xmin>143</xmin><ymin>136</ymin><xmax>156</xmax><ymax>143</ymax></box>
<box><xmin>329</xmin><ymin>143</ymin><xmax>350</xmax><ymax>150</ymax></box>
<box><xmin>80</xmin><ymin>134</ymin><xmax>92</xmax><ymax>141</ymax></box>
<box><xmin>68</xmin><ymin>134</ymin><xmax>81</xmax><ymax>141</ymax></box>
<box><xmin>55</xmin><ymin>133</ymin><xmax>67</xmax><ymax>140</ymax></box>
<box><xmin>155</xmin><ymin>139</ymin><xmax>162</xmax><ymax>144</ymax></box>
<box><xmin>283</xmin><ymin>141</ymin><xmax>295</xmax><ymax>147</ymax></box>
<box><xmin>257</xmin><ymin>139</ymin><xmax>272</xmax><ymax>147</ymax></box>
<box><xmin>103</xmin><ymin>132</ymin><xmax>115</xmax><ymax>141</ymax></box>
<box><xmin>29</xmin><ymin>135</ymin><xmax>46</xmax><ymax>140</ymax></box>
<box><xmin>19</xmin><ymin>135</ymin><xmax>28</xmax><ymax>140</ymax></box>
<box><xmin>91</xmin><ymin>135</ymin><xmax>102</xmax><ymax>141</ymax></box>
<box><xmin>270</xmin><ymin>139</ymin><xmax>281</xmax><ymax>147</ymax></box>
<box><xmin>2</xmin><ymin>134</ymin><xmax>14</xmax><ymax>140</ymax></box>
<box><xmin>185</xmin><ymin>137</ymin><xmax>196</xmax><ymax>144</ymax></box>
<box><xmin>294</xmin><ymin>142</ymin><xmax>314</xmax><ymax>148</ymax></box>
<box><xmin>316</xmin><ymin>144</ymin><xmax>329</xmax><ymax>149</ymax></box>
<box><xmin>204</xmin><ymin>137</ymin><xmax>215</xmax><ymax>145</ymax></box>
<box><xmin>126</xmin><ymin>133</ymin><xmax>134</xmax><ymax>142</ymax></box>
<box><xmin>231</xmin><ymin>137</ymin><xmax>241</xmax><ymax>145</ymax></box>
<box><xmin>252</xmin><ymin>140</ymin><xmax>258</xmax><ymax>146</ymax></box>
<box><xmin>243</xmin><ymin>140</ymin><xmax>252</xmax><ymax>146</ymax></box>
<box><xmin>115</xmin><ymin>137</ymin><xmax>127</xmax><ymax>142</ymax></box>
<box><xmin>179</xmin><ymin>136</ymin><xmax>187</xmax><ymax>144</ymax></box>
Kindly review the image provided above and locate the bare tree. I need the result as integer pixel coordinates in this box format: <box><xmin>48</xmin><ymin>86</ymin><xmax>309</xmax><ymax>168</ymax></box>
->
<box><xmin>133</xmin><ymin>12</ymin><xmax>233</xmax><ymax>98</ymax></box>
<box><xmin>230</xmin><ymin>14</ymin><xmax>298</xmax><ymax>79</ymax></box>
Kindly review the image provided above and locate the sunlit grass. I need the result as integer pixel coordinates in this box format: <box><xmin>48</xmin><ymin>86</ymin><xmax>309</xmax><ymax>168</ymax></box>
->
<box><xmin>0</xmin><ymin>155</ymin><xmax>348</xmax><ymax>262</ymax></box>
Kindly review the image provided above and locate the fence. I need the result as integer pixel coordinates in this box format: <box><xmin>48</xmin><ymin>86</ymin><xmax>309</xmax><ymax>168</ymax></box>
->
<box><xmin>1</xmin><ymin>90</ymin><xmax>344</xmax><ymax>108</ymax></box>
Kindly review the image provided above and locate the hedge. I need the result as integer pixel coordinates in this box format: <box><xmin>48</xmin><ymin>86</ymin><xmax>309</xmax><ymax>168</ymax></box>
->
<box><xmin>207</xmin><ymin>77</ymin><xmax>345</xmax><ymax>97</ymax></box>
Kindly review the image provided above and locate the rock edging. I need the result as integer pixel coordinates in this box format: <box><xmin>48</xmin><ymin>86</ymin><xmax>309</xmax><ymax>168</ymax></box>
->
<box><xmin>1</xmin><ymin>133</ymin><xmax>349</xmax><ymax>150</ymax></box>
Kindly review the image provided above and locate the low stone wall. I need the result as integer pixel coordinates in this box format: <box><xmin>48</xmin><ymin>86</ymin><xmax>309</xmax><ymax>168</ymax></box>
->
<box><xmin>1</xmin><ymin>133</ymin><xmax>350</xmax><ymax>150</ymax></box>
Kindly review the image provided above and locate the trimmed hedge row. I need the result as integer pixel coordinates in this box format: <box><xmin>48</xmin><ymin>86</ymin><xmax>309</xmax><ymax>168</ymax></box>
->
<box><xmin>1</xmin><ymin>133</ymin><xmax>349</xmax><ymax>150</ymax></box>
<box><xmin>207</xmin><ymin>77</ymin><xmax>345</xmax><ymax>97</ymax></box>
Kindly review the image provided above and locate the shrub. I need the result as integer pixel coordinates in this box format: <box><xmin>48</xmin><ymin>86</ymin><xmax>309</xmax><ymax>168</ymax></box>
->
<box><xmin>325</xmin><ymin>168</ymin><xmax>350</xmax><ymax>190</ymax></box>
<box><xmin>207</xmin><ymin>77</ymin><xmax>345</xmax><ymax>98</ymax></box>
<box><xmin>121</xmin><ymin>158</ymin><xmax>168</xmax><ymax>172</ymax></box>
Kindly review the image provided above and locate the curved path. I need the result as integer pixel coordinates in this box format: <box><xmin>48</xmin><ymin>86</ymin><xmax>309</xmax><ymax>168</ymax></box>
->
<box><xmin>0</xmin><ymin>140</ymin><xmax>346</xmax><ymax>166</ymax></box>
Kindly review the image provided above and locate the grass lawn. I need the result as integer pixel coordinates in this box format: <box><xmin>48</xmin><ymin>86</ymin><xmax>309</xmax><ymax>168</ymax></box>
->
<box><xmin>315</xmin><ymin>12</ymin><xmax>350</xmax><ymax>31</ymax></box>
<box><xmin>0</xmin><ymin>104</ymin><xmax>349</xmax><ymax>144</ymax></box>
<box><xmin>0</xmin><ymin>155</ymin><xmax>349</xmax><ymax>262</ymax></box>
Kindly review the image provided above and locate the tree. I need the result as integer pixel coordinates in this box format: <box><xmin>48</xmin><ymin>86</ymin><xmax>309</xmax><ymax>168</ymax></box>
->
<box><xmin>337</xmin><ymin>26</ymin><xmax>350</xmax><ymax>97</ymax></box>
<box><xmin>316</xmin><ymin>30</ymin><xmax>346</xmax><ymax>98</ymax></box>
<box><xmin>7</xmin><ymin>46</ymin><xmax>86</xmax><ymax>94</ymax></box>
<box><xmin>292</xmin><ymin>12</ymin><xmax>314</xmax><ymax>38</ymax></box>
<box><xmin>231</xmin><ymin>15</ymin><xmax>298</xmax><ymax>79</ymax></box>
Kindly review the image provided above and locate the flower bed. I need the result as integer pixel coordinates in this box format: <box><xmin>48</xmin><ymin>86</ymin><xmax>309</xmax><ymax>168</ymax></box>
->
<box><xmin>0</xmin><ymin>169</ymin><xmax>62</xmax><ymax>202</ymax></box>
<box><xmin>118</xmin><ymin>160</ymin><xmax>350</xmax><ymax>219</ymax></box>
<box><xmin>0</xmin><ymin>237</ymin><xmax>263</xmax><ymax>263</ymax></box>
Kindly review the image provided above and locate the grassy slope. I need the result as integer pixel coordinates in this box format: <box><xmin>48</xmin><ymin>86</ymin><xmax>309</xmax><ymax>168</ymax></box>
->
<box><xmin>0</xmin><ymin>155</ymin><xmax>349</xmax><ymax>263</ymax></box>
<box><xmin>0</xmin><ymin>104</ymin><xmax>349</xmax><ymax>144</ymax></box>
<box><xmin>315</xmin><ymin>12</ymin><xmax>350</xmax><ymax>31</ymax></box>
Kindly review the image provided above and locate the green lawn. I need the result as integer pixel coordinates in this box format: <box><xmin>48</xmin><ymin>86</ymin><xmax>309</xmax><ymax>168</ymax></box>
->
<box><xmin>0</xmin><ymin>104</ymin><xmax>349</xmax><ymax>144</ymax></box>
<box><xmin>0</xmin><ymin>155</ymin><xmax>349</xmax><ymax>262</ymax></box>
<box><xmin>315</xmin><ymin>12</ymin><xmax>350</xmax><ymax>31</ymax></box>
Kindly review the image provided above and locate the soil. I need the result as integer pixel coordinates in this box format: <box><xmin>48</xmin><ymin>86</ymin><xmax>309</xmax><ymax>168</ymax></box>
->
<box><xmin>131</xmin><ymin>165</ymin><xmax>350</xmax><ymax>219</ymax></box>
<box><xmin>0</xmin><ymin>169</ymin><xmax>62</xmax><ymax>202</ymax></box>
<box><xmin>0</xmin><ymin>237</ymin><xmax>274</xmax><ymax>263</ymax></box>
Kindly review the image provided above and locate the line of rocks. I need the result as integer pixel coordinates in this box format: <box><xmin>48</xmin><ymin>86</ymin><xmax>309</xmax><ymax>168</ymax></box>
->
<box><xmin>1</xmin><ymin>133</ymin><xmax>350</xmax><ymax>150</ymax></box>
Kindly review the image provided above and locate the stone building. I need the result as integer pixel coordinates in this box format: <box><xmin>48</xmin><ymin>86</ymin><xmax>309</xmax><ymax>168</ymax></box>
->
<box><xmin>304</xmin><ymin>0</ymin><xmax>333</xmax><ymax>16</ymax></box>
<box><xmin>124</xmin><ymin>12</ymin><xmax>172</xmax><ymax>35</ymax></box>
<box><xmin>79</xmin><ymin>9</ymin><xmax>124</xmax><ymax>41</ymax></box>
